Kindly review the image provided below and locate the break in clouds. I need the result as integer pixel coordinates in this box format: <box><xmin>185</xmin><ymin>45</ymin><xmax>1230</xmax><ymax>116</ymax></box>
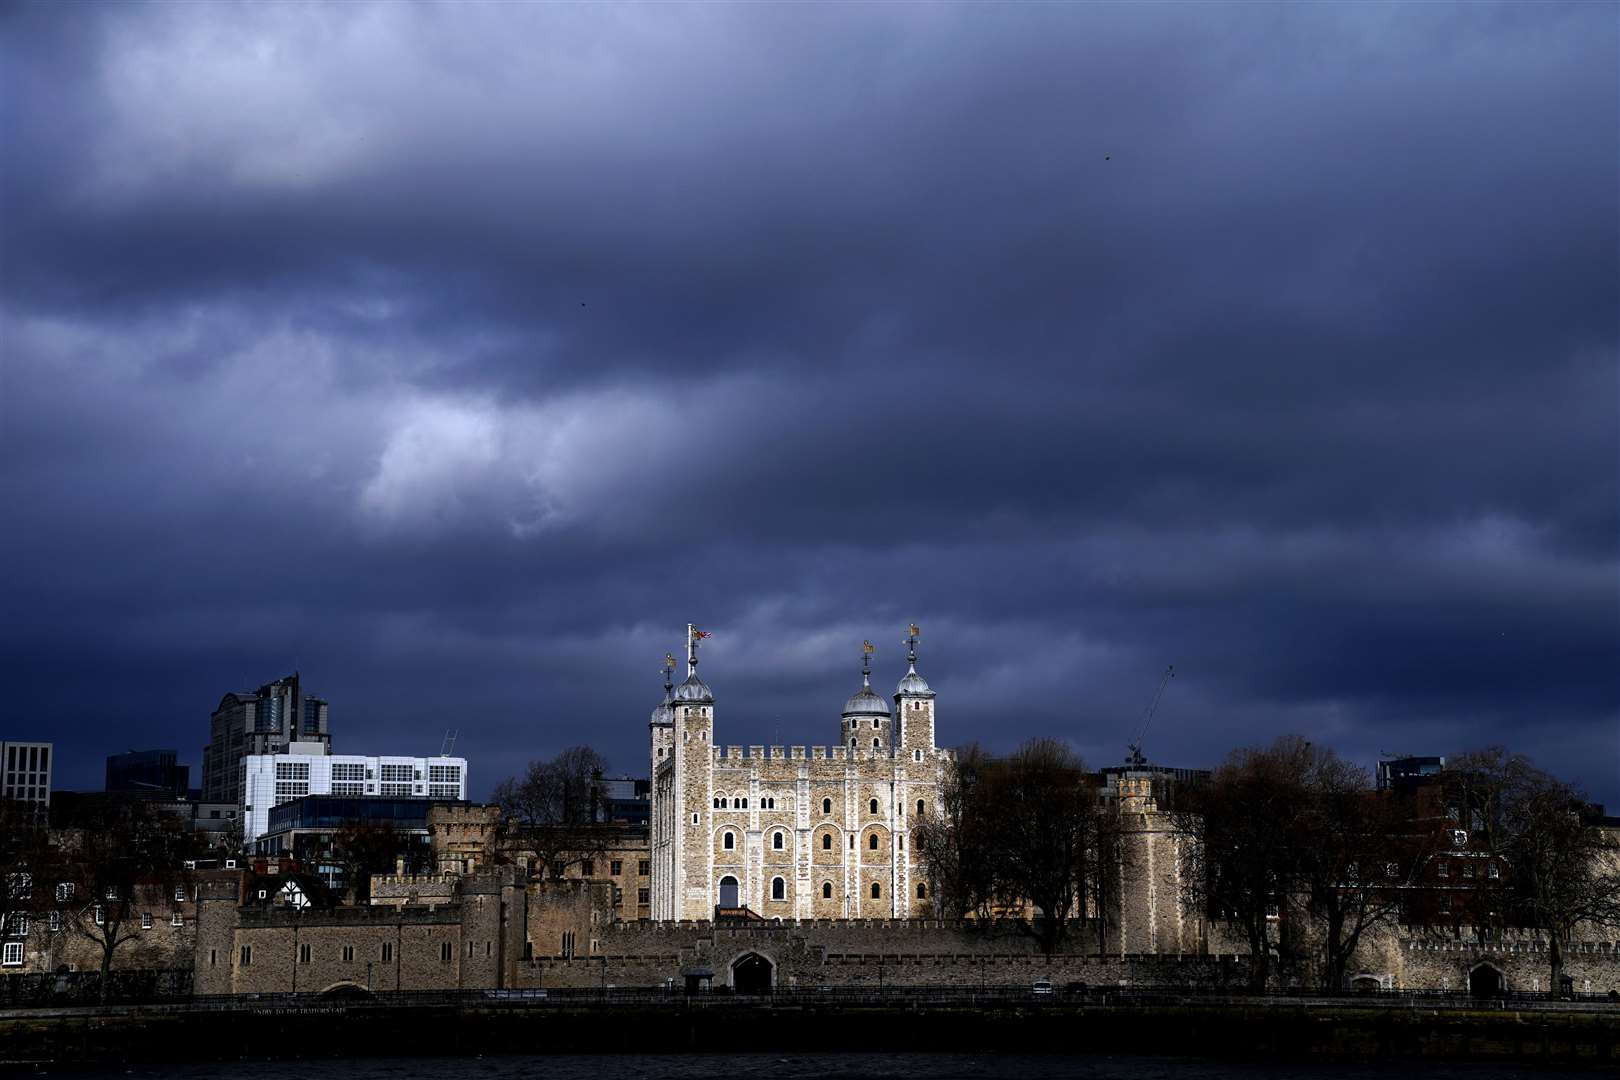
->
<box><xmin>1</xmin><ymin>2</ymin><xmax>1615</xmax><ymax>801</ymax></box>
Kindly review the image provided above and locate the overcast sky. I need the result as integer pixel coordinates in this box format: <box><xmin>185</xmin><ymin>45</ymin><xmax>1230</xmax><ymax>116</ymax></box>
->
<box><xmin>2</xmin><ymin>2</ymin><xmax>1615</xmax><ymax>804</ymax></box>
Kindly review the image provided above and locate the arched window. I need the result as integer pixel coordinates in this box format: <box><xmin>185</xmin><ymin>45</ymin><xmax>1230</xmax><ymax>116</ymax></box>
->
<box><xmin>873</xmin><ymin>719</ymin><xmax>880</xmax><ymax>729</ymax></box>
<box><xmin>869</xmin><ymin>799</ymin><xmax>879</xmax><ymax>814</ymax></box>
<box><xmin>871</xmin><ymin>883</ymin><xmax>881</xmax><ymax>899</ymax></box>
<box><xmin>821</xmin><ymin>833</ymin><xmax>832</xmax><ymax>850</ymax></box>
<box><xmin>722</xmin><ymin>832</ymin><xmax>735</xmax><ymax>850</ymax></box>
<box><xmin>872</xmin><ymin>738</ymin><xmax>880</xmax><ymax>750</ymax></box>
<box><xmin>849</xmin><ymin>739</ymin><xmax>856</xmax><ymax>750</ymax></box>
<box><xmin>822</xmin><ymin>882</ymin><xmax>833</xmax><ymax>899</ymax></box>
<box><xmin>917</xmin><ymin>883</ymin><xmax>928</xmax><ymax>899</ymax></box>
<box><xmin>741</xmin><ymin>798</ymin><xmax>748</xmax><ymax>809</ymax></box>
<box><xmin>713</xmin><ymin>797</ymin><xmax>720</xmax><ymax>808</ymax></box>
<box><xmin>917</xmin><ymin>799</ymin><xmax>925</xmax><ymax>816</ymax></box>
<box><xmin>771</xmin><ymin>877</ymin><xmax>785</xmax><ymax>901</ymax></box>
<box><xmin>773</xmin><ymin>831</ymin><xmax>784</xmax><ymax>850</ymax></box>
<box><xmin>822</xmin><ymin>797</ymin><xmax>832</xmax><ymax>815</ymax></box>
<box><xmin>869</xmin><ymin>833</ymin><xmax>879</xmax><ymax>850</ymax></box>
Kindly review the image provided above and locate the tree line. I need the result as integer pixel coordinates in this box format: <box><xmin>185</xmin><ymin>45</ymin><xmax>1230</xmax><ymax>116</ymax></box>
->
<box><xmin>913</xmin><ymin>733</ymin><xmax>1620</xmax><ymax>993</ymax></box>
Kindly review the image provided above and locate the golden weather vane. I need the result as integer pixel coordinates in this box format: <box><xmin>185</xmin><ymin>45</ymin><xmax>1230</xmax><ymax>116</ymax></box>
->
<box><xmin>863</xmin><ymin>640</ymin><xmax>875</xmax><ymax>655</ymax></box>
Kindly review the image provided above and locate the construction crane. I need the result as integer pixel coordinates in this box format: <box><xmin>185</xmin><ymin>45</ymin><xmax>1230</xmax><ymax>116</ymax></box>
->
<box><xmin>440</xmin><ymin>729</ymin><xmax>459</xmax><ymax>758</ymax></box>
<box><xmin>1125</xmin><ymin>665</ymin><xmax>1174</xmax><ymax>766</ymax></box>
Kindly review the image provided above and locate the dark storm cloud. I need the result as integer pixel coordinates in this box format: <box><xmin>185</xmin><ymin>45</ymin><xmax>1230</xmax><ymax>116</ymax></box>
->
<box><xmin>1</xmin><ymin>2</ymin><xmax>1614</xmax><ymax>802</ymax></box>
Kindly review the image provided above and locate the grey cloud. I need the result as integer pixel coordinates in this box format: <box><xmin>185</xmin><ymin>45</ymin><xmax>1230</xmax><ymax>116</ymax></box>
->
<box><xmin>1</xmin><ymin>1</ymin><xmax>1614</xmax><ymax>803</ymax></box>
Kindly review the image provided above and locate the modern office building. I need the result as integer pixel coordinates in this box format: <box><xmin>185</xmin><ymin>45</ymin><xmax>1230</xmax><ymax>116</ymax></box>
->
<box><xmin>1376</xmin><ymin>755</ymin><xmax>1446</xmax><ymax>793</ymax></box>
<box><xmin>253</xmin><ymin>795</ymin><xmax>444</xmax><ymax>893</ymax></box>
<box><xmin>0</xmin><ymin>741</ymin><xmax>52</xmax><ymax>811</ymax></box>
<box><xmin>202</xmin><ymin>673</ymin><xmax>332</xmax><ymax>806</ymax></box>
<box><xmin>105</xmin><ymin>748</ymin><xmax>190</xmax><ymax>798</ymax></box>
<box><xmin>241</xmin><ymin>753</ymin><xmax>467</xmax><ymax>843</ymax></box>
<box><xmin>595</xmin><ymin>776</ymin><xmax>651</xmax><ymax>824</ymax></box>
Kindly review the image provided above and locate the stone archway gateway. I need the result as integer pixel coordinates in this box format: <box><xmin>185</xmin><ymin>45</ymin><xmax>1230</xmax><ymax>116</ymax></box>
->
<box><xmin>732</xmin><ymin>952</ymin><xmax>773</xmax><ymax>994</ymax></box>
<box><xmin>1469</xmin><ymin>962</ymin><xmax>1505</xmax><ymax>999</ymax></box>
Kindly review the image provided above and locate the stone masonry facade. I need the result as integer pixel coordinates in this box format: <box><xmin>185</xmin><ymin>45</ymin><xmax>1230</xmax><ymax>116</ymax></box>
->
<box><xmin>649</xmin><ymin>631</ymin><xmax>951</xmax><ymax>921</ymax></box>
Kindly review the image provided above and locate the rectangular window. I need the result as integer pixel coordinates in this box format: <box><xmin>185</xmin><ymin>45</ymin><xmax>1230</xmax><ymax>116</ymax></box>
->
<box><xmin>381</xmin><ymin>764</ymin><xmax>414</xmax><ymax>783</ymax></box>
<box><xmin>240</xmin><ymin>945</ymin><xmax>252</xmax><ymax>966</ymax></box>
<box><xmin>48</xmin><ymin>912</ymin><xmax>60</xmax><ymax>933</ymax></box>
<box><xmin>299</xmin><ymin>943</ymin><xmax>311</xmax><ymax>963</ymax></box>
<box><xmin>638</xmin><ymin>888</ymin><xmax>650</xmax><ymax>904</ymax></box>
<box><xmin>55</xmin><ymin>882</ymin><xmax>73</xmax><ymax>902</ymax></box>
<box><xmin>486</xmin><ymin>941</ymin><xmax>492</xmax><ymax>957</ymax></box>
<box><xmin>610</xmin><ymin>861</ymin><xmax>622</xmax><ymax>876</ymax></box>
<box><xmin>429</xmin><ymin>765</ymin><xmax>461</xmax><ymax>784</ymax></box>
<box><xmin>332</xmin><ymin>763</ymin><xmax>366</xmax><ymax>782</ymax></box>
<box><xmin>275</xmin><ymin>761</ymin><xmax>311</xmax><ymax>781</ymax></box>
<box><xmin>174</xmin><ymin>886</ymin><xmax>187</xmax><ymax>902</ymax></box>
<box><xmin>104</xmin><ymin>887</ymin><xmax>119</xmax><ymax>900</ymax></box>
<box><xmin>172</xmin><ymin>913</ymin><xmax>184</xmax><ymax>927</ymax></box>
<box><xmin>94</xmin><ymin>906</ymin><xmax>104</xmax><ymax>926</ymax></box>
<box><xmin>638</xmin><ymin>861</ymin><xmax>650</xmax><ymax>876</ymax></box>
<box><xmin>581</xmin><ymin>860</ymin><xmax>594</xmax><ymax>876</ymax></box>
<box><xmin>382</xmin><ymin>942</ymin><xmax>394</xmax><ymax>963</ymax></box>
<box><xmin>440</xmin><ymin>942</ymin><xmax>453</xmax><ymax>963</ymax></box>
<box><xmin>551</xmin><ymin>861</ymin><xmax>566</xmax><ymax>879</ymax></box>
<box><xmin>5</xmin><ymin>915</ymin><xmax>27</xmax><ymax>938</ymax></box>
<box><xmin>342</xmin><ymin>945</ymin><xmax>354</xmax><ymax>962</ymax></box>
<box><xmin>141</xmin><ymin>912</ymin><xmax>153</xmax><ymax>929</ymax></box>
<box><xmin>613</xmin><ymin>887</ymin><xmax>623</xmax><ymax>904</ymax></box>
<box><xmin>1</xmin><ymin>942</ymin><xmax>21</xmax><ymax>966</ymax></box>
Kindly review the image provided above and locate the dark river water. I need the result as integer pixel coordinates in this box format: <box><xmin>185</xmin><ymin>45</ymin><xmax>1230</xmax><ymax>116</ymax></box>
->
<box><xmin>44</xmin><ymin>1054</ymin><xmax>1586</xmax><ymax>1079</ymax></box>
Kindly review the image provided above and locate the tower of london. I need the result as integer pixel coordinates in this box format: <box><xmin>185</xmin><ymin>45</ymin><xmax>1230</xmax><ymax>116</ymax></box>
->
<box><xmin>649</xmin><ymin>625</ymin><xmax>951</xmax><ymax>920</ymax></box>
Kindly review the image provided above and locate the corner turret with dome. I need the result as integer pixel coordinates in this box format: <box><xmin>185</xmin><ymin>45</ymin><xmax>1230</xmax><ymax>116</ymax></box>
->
<box><xmin>895</xmin><ymin>623</ymin><xmax>938</xmax><ymax>757</ymax></box>
<box><xmin>672</xmin><ymin>626</ymin><xmax>714</xmax><ymax>704</ymax></box>
<box><xmin>895</xmin><ymin>622</ymin><xmax>934</xmax><ymax>699</ymax></box>
<box><xmin>841</xmin><ymin>640</ymin><xmax>892</xmax><ymax>753</ymax></box>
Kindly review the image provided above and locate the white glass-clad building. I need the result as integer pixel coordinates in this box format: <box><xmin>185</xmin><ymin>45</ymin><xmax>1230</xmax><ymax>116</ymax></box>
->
<box><xmin>241</xmin><ymin>753</ymin><xmax>467</xmax><ymax>843</ymax></box>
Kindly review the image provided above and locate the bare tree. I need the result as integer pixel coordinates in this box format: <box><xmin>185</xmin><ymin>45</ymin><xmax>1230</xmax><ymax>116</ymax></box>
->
<box><xmin>913</xmin><ymin>743</ymin><xmax>998</xmax><ymax>920</ymax></box>
<box><xmin>331</xmin><ymin>819</ymin><xmax>424</xmax><ymax>903</ymax></box>
<box><xmin>914</xmin><ymin>739</ymin><xmax>1104</xmax><ymax>955</ymax></box>
<box><xmin>492</xmin><ymin>746</ymin><xmax>612</xmax><ymax>879</ymax></box>
<box><xmin>59</xmin><ymin>799</ymin><xmax>194</xmax><ymax>1003</ymax></box>
<box><xmin>1174</xmin><ymin>736</ymin><xmax>1315</xmax><ymax>990</ymax></box>
<box><xmin>988</xmin><ymin>738</ymin><xmax>1101</xmax><ymax>956</ymax></box>
<box><xmin>1</xmin><ymin>799</ymin><xmax>56</xmax><ymax>946</ymax></box>
<box><xmin>1446</xmin><ymin>749</ymin><xmax>1620</xmax><ymax>994</ymax></box>
<box><xmin>1291</xmin><ymin>748</ymin><xmax>1434</xmax><ymax>990</ymax></box>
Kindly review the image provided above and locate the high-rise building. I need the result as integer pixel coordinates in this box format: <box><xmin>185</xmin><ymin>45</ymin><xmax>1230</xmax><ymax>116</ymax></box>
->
<box><xmin>240</xmin><ymin>753</ymin><xmax>467</xmax><ymax>843</ymax></box>
<box><xmin>202</xmin><ymin>673</ymin><xmax>331</xmax><ymax>807</ymax></box>
<box><xmin>0</xmin><ymin>741</ymin><xmax>53</xmax><ymax>811</ymax></box>
<box><xmin>105</xmin><ymin>748</ymin><xmax>190</xmax><ymax>798</ymax></box>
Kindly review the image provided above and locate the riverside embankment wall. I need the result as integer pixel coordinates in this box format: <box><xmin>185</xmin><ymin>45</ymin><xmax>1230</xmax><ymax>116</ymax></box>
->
<box><xmin>3</xmin><ymin>1001</ymin><xmax>1618</xmax><ymax>1067</ymax></box>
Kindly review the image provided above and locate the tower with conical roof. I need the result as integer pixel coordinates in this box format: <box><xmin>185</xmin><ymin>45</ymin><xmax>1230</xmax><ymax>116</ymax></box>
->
<box><xmin>841</xmin><ymin>641</ymin><xmax>892</xmax><ymax>755</ymax></box>
<box><xmin>895</xmin><ymin>623</ymin><xmax>937</xmax><ymax>758</ymax></box>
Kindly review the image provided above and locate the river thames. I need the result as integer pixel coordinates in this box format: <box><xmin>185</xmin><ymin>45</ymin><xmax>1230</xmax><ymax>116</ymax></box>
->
<box><xmin>63</xmin><ymin>1053</ymin><xmax>1592</xmax><ymax>1079</ymax></box>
